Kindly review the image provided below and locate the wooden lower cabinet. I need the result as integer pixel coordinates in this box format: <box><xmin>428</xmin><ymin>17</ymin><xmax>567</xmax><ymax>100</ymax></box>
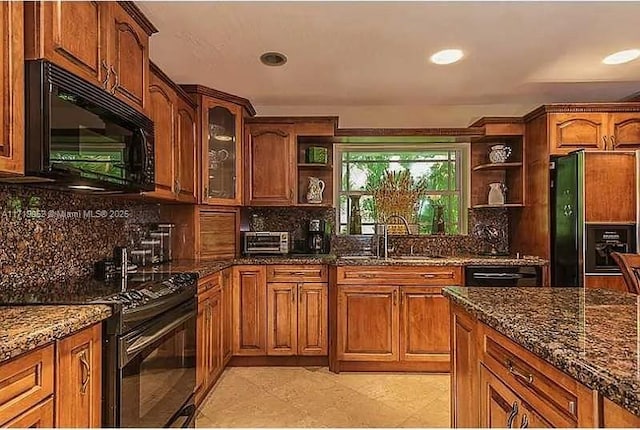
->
<box><xmin>480</xmin><ymin>365</ymin><xmax>552</xmax><ymax>428</ymax></box>
<box><xmin>400</xmin><ymin>287</ymin><xmax>450</xmax><ymax>362</ymax></box>
<box><xmin>337</xmin><ymin>285</ymin><xmax>399</xmax><ymax>361</ymax></box>
<box><xmin>0</xmin><ymin>325</ymin><xmax>102</xmax><ymax>428</ymax></box>
<box><xmin>233</xmin><ymin>266</ymin><xmax>267</xmax><ymax>355</ymax></box>
<box><xmin>55</xmin><ymin>324</ymin><xmax>102</xmax><ymax>428</ymax></box>
<box><xmin>451</xmin><ymin>304</ymin><xmax>480</xmax><ymax>428</ymax></box>
<box><xmin>298</xmin><ymin>283</ymin><xmax>328</xmax><ymax>356</ymax></box>
<box><xmin>222</xmin><ymin>268</ymin><xmax>233</xmax><ymax>364</ymax></box>
<box><xmin>267</xmin><ymin>283</ymin><xmax>298</xmax><ymax>355</ymax></box>
<box><xmin>197</xmin><ymin>284</ymin><xmax>223</xmax><ymax>402</ymax></box>
<box><xmin>4</xmin><ymin>398</ymin><xmax>54</xmax><ymax>429</ymax></box>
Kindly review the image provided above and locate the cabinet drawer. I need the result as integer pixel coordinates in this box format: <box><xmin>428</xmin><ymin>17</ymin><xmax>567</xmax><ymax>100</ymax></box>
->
<box><xmin>198</xmin><ymin>272</ymin><xmax>221</xmax><ymax>295</ymax></box>
<box><xmin>483</xmin><ymin>329</ymin><xmax>578</xmax><ymax>425</ymax></box>
<box><xmin>337</xmin><ymin>266</ymin><xmax>462</xmax><ymax>286</ymax></box>
<box><xmin>0</xmin><ymin>345</ymin><xmax>54</xmax><ymax>426</ymax></box>
<box><xmin>267</xmin><ymin>265</ymin><xmax>327</xmax><ymax>283</ymax></box>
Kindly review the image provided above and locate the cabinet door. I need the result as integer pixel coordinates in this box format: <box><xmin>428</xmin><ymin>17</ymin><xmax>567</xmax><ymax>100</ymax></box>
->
<box><xmin>400</xmin><ymin>287</ymin><xmax>450</xmax><ymax>363</ymax></box>
<box><xmin>337</xmin><ymin>285</ymin><xmax>399</xmax><ymax>361</ymax></box>
<box><xmin>24</xmin><ymin>1</ymin><xmax>106</xmax><ymax>89</ymax></box>
<box><xmin>245</xmin><ymin>123</ymin><xmax>296</xmax><ymax>205</ymax></box>
<box><xmin>267</xmin><ymin>283</ymin><xmax>298</xmax><ymax>356</ymax></box>
<box><xmin>451</xmin><ymin>306</ymin><xmax>480</xmax><ymax>428</ymax></box>
<box><xmin>221</xmin><ymin>269</ymin><xmax>233</xmax><ymax>364</ymax></box>
<box><xmin>232</xmin><ymin>266</ymin><xmax>267</xmax><ymax>355</ymax></box>
<box><xmin>147</xmin><ymin>70</ymin><xmax>176</xmax><ymax>199</ymax></box>
<box><xmin>480</xmin><ymin>365</ymin><xmax>522</xmax><ymax>428</ymax></box>
<box><xmin>56</xmin><ymin>324</ymin><xmax>102</xmax><ymax>428</ymax></box>
<box><xmin>105</xmin><ymin>2</ymin><xmax>149</xmax><ymax>112</ymax></box>
<box><xmin>201</xmin><ymin>98</ymin><xmax>243</xmax><ymax>205</ymax></box>
<box><xmin>0</xmin><ymin>1</ymin><xmax>24</xmax><ymax>175</ymax></box>
<box><xmin>175</xmin><ymin>99</ymin><xmax>198</xmax><ymax>203</ymax></box>
<box><xmin>196</xmin><ymin>296</ymin><xmax>208</xmax><ymax>395</ymax></box>
<box><xmin>298</xmin><ymin>283</ymin><xmax>328</xmax><ymax>356</ymax></box>
<box><xmin>4</xmin><ymin>398</ymin><xmax>54</xmax><ymax>428</ymax></box>
<box><xmin>207</xmin><ymin>290</ymin><xmax>223</xmax><ymax>384</ymax></box>
<box><xmin>609</xmin><ymin>113</ymin><xmax>640</xmax><ymax>149</ymax></box>
<box><xmin>548</xmin><ymin>113</ymin><xmax>607</xmax><ymax>154</ymax></box>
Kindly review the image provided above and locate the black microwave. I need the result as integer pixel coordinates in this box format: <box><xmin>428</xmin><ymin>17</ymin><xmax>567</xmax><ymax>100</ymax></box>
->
<box><xmin>20</xmin><ymin>60</ymin><xmax>154</xmax><ymax>193</ymax></box>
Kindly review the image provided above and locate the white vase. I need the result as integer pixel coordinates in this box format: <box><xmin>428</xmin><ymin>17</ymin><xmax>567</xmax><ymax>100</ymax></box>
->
<box><xmin>488</xmin><ymin>182</ymin><xmax>506</xmax><ymax>205</ymax></box>
<box><xmin>306</xmin><ymin>177</ymin><xmax>325</xmax><ymax>204</ymax></box>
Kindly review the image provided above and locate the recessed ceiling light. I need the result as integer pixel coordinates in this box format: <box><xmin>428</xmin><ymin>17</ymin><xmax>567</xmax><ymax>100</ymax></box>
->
<box><xmin>602</xmin><ymin>49</ymin><xmax>640</xmax><ymax>65</ymax></box>
<box><xmin>260</xmin><ymin>52</ymin><xmax>287</xmax><ymax>67</ymax></box>
<box><xmin>430</xmin><ymin>49</ymin><xmax>464</xmax><ymax>65</ymax></box>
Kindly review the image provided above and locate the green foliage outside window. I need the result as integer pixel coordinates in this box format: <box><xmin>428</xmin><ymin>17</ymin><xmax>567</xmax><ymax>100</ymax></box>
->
<box><xmin>339</xmin><ymin>149</ymin><xmax>464</xmax><ymax>235</ymax></box>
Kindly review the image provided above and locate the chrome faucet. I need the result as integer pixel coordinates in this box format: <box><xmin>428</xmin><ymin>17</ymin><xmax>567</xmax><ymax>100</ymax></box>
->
<box><xmin>381</xmin><ymin>215</ymin><xmax>411</xmax><ymax>260</ymax></box>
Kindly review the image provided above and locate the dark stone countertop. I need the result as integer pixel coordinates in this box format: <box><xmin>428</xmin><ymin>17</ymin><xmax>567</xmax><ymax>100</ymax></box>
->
<box><xmin>0</xmin><ymin>304</ymin><xmax>112</xmax><ymax>364</ymax></box>
<box><xmin>334</xmin><ymin>255</ymin><xmax>548</xmax><ymax>266</ymax></box>
<box><xmin>443</xmin><ymin>286</ymin><xmax>640</xmax><ymax>416</ymax></box>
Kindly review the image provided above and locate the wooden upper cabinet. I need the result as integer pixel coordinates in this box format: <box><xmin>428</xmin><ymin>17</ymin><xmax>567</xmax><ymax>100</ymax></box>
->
<box><xmin>548</xmin><ymin>113</ymin><xmax>607</xmax><ymax>154</ymax></box>
<box><xmin>175</xmin><ymin>98</ymin><xmax>198</xmax><ymax>203</ymax></box>
<box><xmin>200</xmin><ymin>97</ymin><xmax>243</xmax><ymax>205</ymax></box>
<box><xmin>24</xmin><ymin>1</ymin><xmax>106</xmax><ymax>88</ymax></box>
<box><xmin>266</xmin><ymin>283</ymin><xmax>298</xmax><ymax>356</ymax></box>
<box><xmin>0</xmin><ymin>1</ymin><xmax>24</xmax><ymax>175</ymax></box>
<box><xmin>147</xmin><ymin>69</ymin><xmax>176</xmax><ymax>199</ymax></box>
<box><xmin>245</xmin><ymin>123</ymin><xmax>296</xmax><ymax>206</ymax></box>
<box><xmin>298</xmin><ymin>283</ymin><xmax>328</xmax><ymax>356</ymax></box>
<box><xmin>609</xmin><ymin>113</ymin><xmax>640</xmax><ymax>149</ymax></box>
<box><xmin>337</xmin><ymin>286</ymin><xmax>399</xmax><ymax>361</ymax></box>
<box><xmin>56</xmin><ymin>324</ymin><xmax>102</xmax><ymax>428</ymax></box>
<box><xmin>232</xmin><ymin>266</ymin><xmax>267</xmax><ymax>356</ymax></box>
<box><xmin>104</xmin><ymin>2</ymin><xmax>150</xmax><ymax>113</ymax></box>
<box><xmin>24</xmin><ymin>1</ymin><xmax>156</xmax><ymax>114</ymax></box>
<box><xmin>400</xmin><ymin>287</ymin><xmax>450</xmax><ymax>363</ymax></box>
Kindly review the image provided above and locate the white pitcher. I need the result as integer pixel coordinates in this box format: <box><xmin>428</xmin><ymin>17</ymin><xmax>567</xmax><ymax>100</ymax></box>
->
<box><xmin>488</xmin><ymin>182</ymin><xmax>507</xmax><ymax>205</ymax></box>
<box><xmin>306</xmin><ymin>177</ymin><xmax>326</xmax><ymax>204</ymax></box>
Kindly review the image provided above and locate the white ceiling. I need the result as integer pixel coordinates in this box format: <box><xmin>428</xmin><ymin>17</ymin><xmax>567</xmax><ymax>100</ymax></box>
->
<box><xmin>138</xmin><ymin>1</ymin><xmax>640</xmax><ymax>128</ymax></box>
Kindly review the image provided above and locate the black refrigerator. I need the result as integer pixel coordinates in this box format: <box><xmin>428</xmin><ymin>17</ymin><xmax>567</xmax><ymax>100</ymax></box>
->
<box><xmin>551</xmin><ymin>150</ymin><xmax>637</xmax><ymax>286</ymax></box>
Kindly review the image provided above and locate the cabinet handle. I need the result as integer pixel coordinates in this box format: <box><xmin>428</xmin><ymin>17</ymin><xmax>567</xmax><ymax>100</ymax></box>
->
<box><xmin>101</xmin><ymin>60</ymin><xmax>111</xmax><ymax>89</ymax></box>
<box><xmin>422</xmin><ymin>273</ymin><xmax>437</xmax><ymax>278</ymax></box>
<box><xmin>289</xmin><ymin>189</ymin><xmax>293</xmax><ymax>201</ymax></box>
<box><xmin>603</xmin><ymin>135</ymin><xmax>609</xmax><ymax>150</ymax></box>
<box><xmin>568</xmin><ymin>401</ymin><xmax>576</xmax><ymax>415</ymax></box>
<box><xmin>610</xmin><ymin>135</ymin><xmax>616</xmax><ymax>150</ymax></box>
<box><xmin>175</xmin><ymin>179</ymin><xmax>181</xmax><ymax>194</ymax></box>
<box><xmin>79</xmin><ymin>351</ymin><xmax>90</xmax><ymax>395</ymax></box>
<box><xmin>393</xmin><ymin>289</ymin><xmax>397</xmax><ymax>306</ymax></box>
<box><xmin>506</xmin><ymin>401</ymin><xmax>519</xmax><ymax>428</ymax></box>
<box><xmin>400</xmin><ymin>291</ymin><xmax>404</xmax><ymax>305</ymax></box>
<box><xmin>292</xmin><ymin>286</ymin><xmax>296</xmax><ymax>302</ymax></box>
<box><xmin>359</xmin><ymin>273</ymin><xmax>374</xmax><ymax>279</ymax></box>
<box><xmin>287</xmin><ymin>271</ymin><xmax>307</xmax><ymax>276</ymax></box>
<box><xmin>519</xmin><ymin>414</ymin><xmax>529</xmax><ymax>428</ymax></box>
<box><xmin>110</xmin><ymin>65</ymin><xmax>119</xmax><ymax>94</ymax></box>
<box><xmin>505</xmin><ymin>359</ymin><xmax>534</xmax><ymax>384</ymax></box>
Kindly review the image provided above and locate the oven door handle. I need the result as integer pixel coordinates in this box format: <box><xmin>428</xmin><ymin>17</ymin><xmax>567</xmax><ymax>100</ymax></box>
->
<box><xmin>120</xmin><ymin>310</ymin><xmax>194</xmax><ymax>367</ymax></box>
<box><xmin>472</xmin><ymin>273</ymin><xmax>525</xmax><ymax>280</ymax></box>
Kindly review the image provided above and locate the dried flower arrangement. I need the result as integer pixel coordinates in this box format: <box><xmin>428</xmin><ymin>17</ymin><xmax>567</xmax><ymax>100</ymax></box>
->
<box><xmin>369</xmin><ymin>170</ymin><xmax>428</xmax><ymax>234</ymax></box>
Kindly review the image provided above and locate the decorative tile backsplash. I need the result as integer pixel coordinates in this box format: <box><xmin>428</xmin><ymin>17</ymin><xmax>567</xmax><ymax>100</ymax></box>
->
<box><xmin>331</xmin><ymin>208</ymin><xmax>509</xmax><ymax>256</ymax></box>
<box><xmin>0</xmin><ymin>184</ymin><xmax>160</xmax><ymax>289</ymax></box>
<box><xmin>242</xmin><ymin>206</ymin><xmax>335</xmax><ymax>252</ymax></box>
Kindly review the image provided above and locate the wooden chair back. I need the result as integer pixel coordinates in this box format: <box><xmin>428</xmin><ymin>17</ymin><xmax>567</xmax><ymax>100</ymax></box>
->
<box><xmin>610</xmin><ymin>252</ymin><xmax>640</xmax><ymax>294</ymax></box>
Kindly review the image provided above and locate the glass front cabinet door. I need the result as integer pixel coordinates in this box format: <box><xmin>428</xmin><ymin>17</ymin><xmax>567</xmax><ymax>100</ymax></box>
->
<box><xmin>201</xmin><ymin>97</ymin><xmax>243</xmax><ymax>205</ymax></box>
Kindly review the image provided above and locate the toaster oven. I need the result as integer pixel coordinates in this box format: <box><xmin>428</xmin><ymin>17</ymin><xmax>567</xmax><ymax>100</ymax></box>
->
<box><xmin>243</xmin><ymin>232</ymin><xmax>290</xmax><ymax>255</ymax></box>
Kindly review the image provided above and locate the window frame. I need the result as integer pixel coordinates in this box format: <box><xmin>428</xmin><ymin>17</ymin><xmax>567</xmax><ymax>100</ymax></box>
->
<box><xmin>334</xmin><ymin>142</ymin><xmax>471</xmax><ymax>235</ymax></box>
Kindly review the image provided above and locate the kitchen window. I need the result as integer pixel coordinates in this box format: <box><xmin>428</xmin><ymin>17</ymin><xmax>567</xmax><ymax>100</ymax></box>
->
<box><xmin>336</xmin><ymin>144</ymin><xmax>470</xmax><ymax>235</ymax></box>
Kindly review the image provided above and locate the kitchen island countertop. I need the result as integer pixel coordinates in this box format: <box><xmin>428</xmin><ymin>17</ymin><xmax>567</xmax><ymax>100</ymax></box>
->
<box><xmin>443</xmin><ymin>286</ymin><xmax>640</xmax><ymax>416</ymax></box>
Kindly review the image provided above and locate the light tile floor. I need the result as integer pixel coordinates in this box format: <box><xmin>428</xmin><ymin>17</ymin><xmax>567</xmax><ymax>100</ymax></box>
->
<box><xmin>196</xmin><ymin>367</ymin><xmax>451</xmax><ymax>428</ymax></box>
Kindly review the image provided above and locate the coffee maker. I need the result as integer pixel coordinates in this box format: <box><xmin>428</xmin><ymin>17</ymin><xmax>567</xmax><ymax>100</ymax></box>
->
<box><xmin>308</xmin><ymin>219</ymin><xmax>328</xmax><ymax>254</ymax></box>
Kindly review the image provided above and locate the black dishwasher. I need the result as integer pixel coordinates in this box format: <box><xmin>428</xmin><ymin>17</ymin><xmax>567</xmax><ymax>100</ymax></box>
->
<box><xmin>465</xmin><ymin>266</ymin><xmax>542</xmax><ymax>287</ymax></box>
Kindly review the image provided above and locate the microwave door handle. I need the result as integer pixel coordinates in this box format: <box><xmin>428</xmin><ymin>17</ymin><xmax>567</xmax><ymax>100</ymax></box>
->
<box><xmin>138</xmin><ymin>128</ymin><xmax>149</xmax><ymax>178</ymax></box>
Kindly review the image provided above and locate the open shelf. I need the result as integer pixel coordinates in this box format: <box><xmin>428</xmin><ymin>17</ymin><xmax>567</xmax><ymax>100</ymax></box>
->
<box><xmin>473</xmin><ymin>162</ymin><xmax>522</xmax><ymax>171</ymax></box>
<box><xmin>472</xmin><ymin>203</ymin><xmax>524</xmax><ymax>209</ymax></box>
<box><xmin>298</xmin><ymin>163</ymin><xmax>333</xmax><ymax>170</ymax></box>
